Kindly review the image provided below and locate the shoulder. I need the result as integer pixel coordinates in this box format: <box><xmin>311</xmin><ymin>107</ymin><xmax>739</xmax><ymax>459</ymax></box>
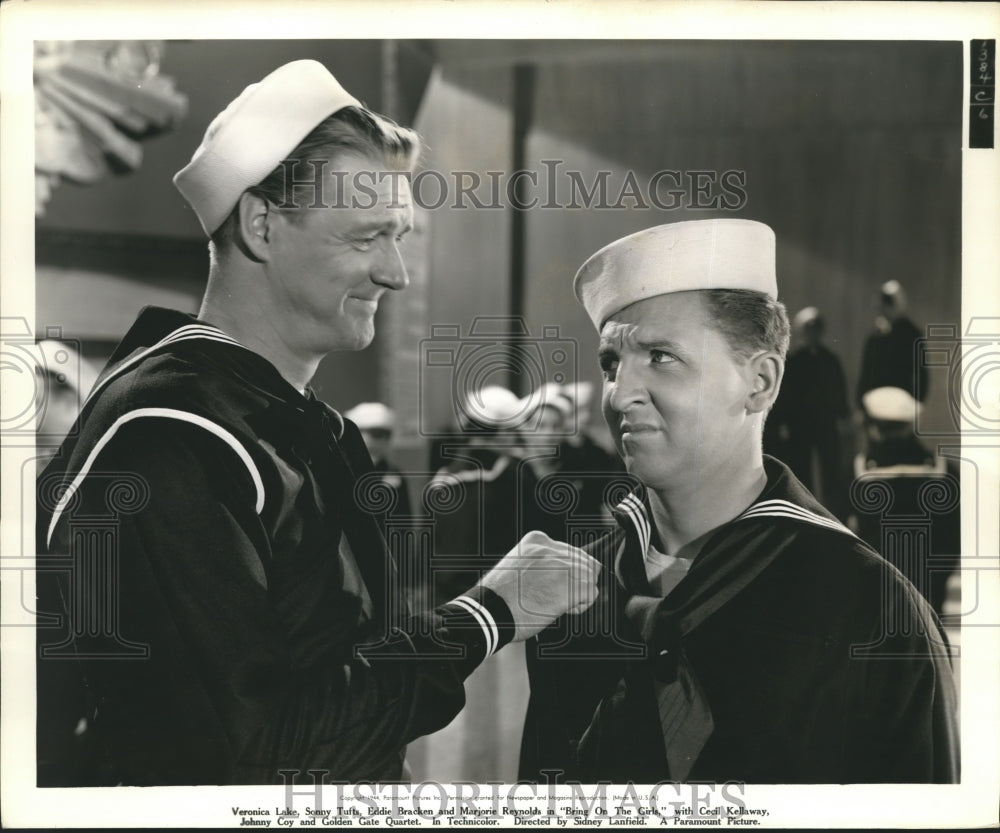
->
<box><xmin>96</xmin><ymin>347</ymin><xmax>264</xmax><ymax>422</ymax></box>
<box><xmin>48</xmin><ymin>350</ymin><xmax>274</xmax><ymax>519</ymax></box>
<box><xmin>746</xmin><ymin>522</ymin><xmax>936</xmax><ymax>641</ymax></box>
<box><xmin>75</xmin><ymin>351</ymin><xmax>271</xmax><ymax>472</ymax></box>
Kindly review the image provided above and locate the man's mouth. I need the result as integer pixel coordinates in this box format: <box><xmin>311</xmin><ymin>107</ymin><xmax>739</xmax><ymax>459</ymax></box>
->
<box><xmin>349</xmin><ymin>296</ymin><xmax>379</xmax><ymax>314</ymax></box>
<box><xmin>620</xmin><ymin>421</ymin><xmax>657</xmax><ymax>438</ymax></box>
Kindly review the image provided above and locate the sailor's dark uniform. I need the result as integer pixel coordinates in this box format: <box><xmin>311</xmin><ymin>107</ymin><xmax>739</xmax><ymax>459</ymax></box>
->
<box><xmin>37</xmin><ymin>307</ymin><xmax>513</xmax><ymax>785</ymax></box>
<box><xmin>520</xmin><ymin>457</ymin><xmax>959</xmax><ymax>784</ymax></box>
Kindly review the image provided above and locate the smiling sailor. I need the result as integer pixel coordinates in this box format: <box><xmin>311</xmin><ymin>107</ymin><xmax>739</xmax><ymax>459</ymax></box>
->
<box><xmin>36</xmin><ymin>59</ymin><xmax>600</xmax><ymax>786</ymax></box>
<box><xmin>519</xmin><ymin>218</ymin><xmax>959</xmax><ymax>784</ymax></box>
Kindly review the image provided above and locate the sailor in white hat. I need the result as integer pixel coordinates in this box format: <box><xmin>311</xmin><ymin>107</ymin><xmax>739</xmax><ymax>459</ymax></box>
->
<box><xmin>345</xmin><ymin>401</ymin><xmax>412</xmax><ymax>517</ymax></box>
<box><xmin>522</xmin><ymin>219</ymin><xmax>958</xmax><ymax>785</ymax></box>
<box><xmin>38</xmin><ymin>59</ymin><xmax>599</xmax><ymax>786</ymax></box>
<box><xmin>853</xmin><ymin>387</ymin><xmax>956</xmax><ymax>617</ymax></box>
<box><xmin>574</xmin><ymin>218</ymin><xmax>785</xmax><ymax>519</ymax></box>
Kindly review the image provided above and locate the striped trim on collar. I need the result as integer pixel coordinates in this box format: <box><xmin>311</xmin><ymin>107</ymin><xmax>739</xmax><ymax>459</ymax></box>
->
<box><xmin>735</xmin><ymin>498</ymin><xmax>857</xmax><ymax>538</ymax></box>
<box><xmin>85</xmin><ymin>323</ymin><xmax>245</xmax><ymax>407</ymax></box>
<box><xmin>613</xmin><ymin>491</ymin><xmax>651</xmax><ymax>555</ymax></box>
<box><xmin>613</xmin><ymin>491</ymin><xmax>857</xmax><ymax>551</ymax></box>
<box><xmin>46</xmin><ymin>406</ymin><xmax>267</xmax><ymax>548</ymax></box>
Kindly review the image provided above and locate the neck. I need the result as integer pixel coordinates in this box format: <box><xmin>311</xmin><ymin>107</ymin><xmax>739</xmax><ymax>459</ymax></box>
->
<box><xmin>200</xmin><ymin>267</ymin><xmax>320</xmax><ymax>393</ymax></box>
<box><xmin>647</xmin><ymin>453</ymin><xmax>768</xmax><ymax>559</ymax></box>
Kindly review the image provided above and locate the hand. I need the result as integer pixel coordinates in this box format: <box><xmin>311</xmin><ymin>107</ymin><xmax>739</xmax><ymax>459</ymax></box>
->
<box><xmin>477</xmin><ymin>530</ymin><xmax>601</xmax><ymax>642</ymax></box>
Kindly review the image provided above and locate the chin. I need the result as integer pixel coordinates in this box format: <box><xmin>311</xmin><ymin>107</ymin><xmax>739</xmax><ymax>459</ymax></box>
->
<box><xmin>331</xmin><ymin>320</ymin><xmax>375</xmax><ymax>352</ymax></box>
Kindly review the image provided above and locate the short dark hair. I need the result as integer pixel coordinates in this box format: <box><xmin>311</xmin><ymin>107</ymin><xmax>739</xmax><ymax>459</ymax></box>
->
<box><xmin>699</xmin><ymin>289</ymin><xmax>791</xmax><ymax>361</ymax></box>
<box><xmin>210</xmin><ymin>106</ymin><xmax>420</xmax><ymax>255</ymax></box>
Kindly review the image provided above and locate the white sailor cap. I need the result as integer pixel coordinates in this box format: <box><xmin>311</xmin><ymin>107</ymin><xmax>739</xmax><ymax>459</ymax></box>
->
<box><xmin>561</xmin><ymin>381</ymin><xmax>594</xmax><ymax>410</ymax></box>
<box><xmin>793</xmin><ymin>306</ymin><xmax>821</xmax><ymax>330</ymax></box>
<box><xmin>173</xmin><ymin>60</ymin><xmax>361</xmax><ymax>236</ymax></box>
<box><xmin>345</xmin><ymin>402</ymin><xmax>396</xmax><ymax>432</ymax></box>
<box><xmin>461</xmin><ymin>385</ymin><xmax>526</xmax><ymax>430</ymax></box>
<box><xmin>573</xmin><ymin>219</ymin><xmax>777</xmax><ymax>330</ymax></box>
<box><xmin>862</xmin><ymin>386</ymin><xmax>923</xmax><ymax>423</ymax></box>
<box><xmin>519</xmin><ymin>382</ymin><xmax>574</xmax><ymax>421</ymax></box>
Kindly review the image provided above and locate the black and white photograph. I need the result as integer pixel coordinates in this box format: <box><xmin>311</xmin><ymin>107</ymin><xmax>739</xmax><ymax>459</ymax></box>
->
<box><xmin>1</xmin><ymin>0</ymin><xmax>998</xmax><ymax>829</ymax></box>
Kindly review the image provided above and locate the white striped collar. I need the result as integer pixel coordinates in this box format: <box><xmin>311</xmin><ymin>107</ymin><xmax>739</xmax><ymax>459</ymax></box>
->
<box><xmin>736</xmin><ymin>498</ymin><xmax>857</xmax><ymax>538</ymax></box>
<box><xmin>613</xmin><ymin>490</ymin><xmax>651</xmax><ymax>555</ymax></box>
<box><xmin>614</xmin><ymin>486</ymin><xmax>857</xmax><ymax>554</ymax></box>
<box><xmin>85</xmin><ymin>322</ymin><xmax>246</xmax><ymax>408</ymax></box>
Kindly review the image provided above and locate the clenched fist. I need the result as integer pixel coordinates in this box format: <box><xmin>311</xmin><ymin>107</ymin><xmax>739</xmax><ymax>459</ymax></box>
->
<box><xmin>477</xmin><ymin>530</ymin><xmax>601</xmax><ymax>642</ymax></box>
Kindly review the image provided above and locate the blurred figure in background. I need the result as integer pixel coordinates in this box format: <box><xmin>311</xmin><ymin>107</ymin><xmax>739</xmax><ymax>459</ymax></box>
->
<box><xmin>426</xmin><ymin>385</ymin><xmax>556</xmax><ymax>603</ymax></box>
<box><xmin>557</xmin><ymin>381</ymin><xmax>626</xmax><ymax>520</ymax></box>
<box><xmin>853</xmin><ymin>386</ymin><xmax>960</xmax><ymax>618</ymax></box>
<box><xmin>519</xmin><ymin>381</ymin><xmax>625</xmax><ymax>539</ymax></box>
<box><xmin>857</xmin><ymin>280</ymin><xmax>928</xmax><ymax>405</ymax></box>
<box><xmin>518</xmin><ymin>382</ymin><xmax>573</xmax><ymax>481</ymax></box>
<box><xmin>35</xmin><ymin>339</ymin><xmax>99</xmax><ymax>465</ymax></box>
<box><xmin>411</xmin><ymin>385</ymin><xmax>554</xmax><ymax>781</ymax></box>
<box><xmin>765</xmin><ymin>307</ymin><xmax>850</xmax><ymax>520</ymax></box>
<box><xmin>344</xmin><ymin>401</ymin><xmax>412</xmax><ymax>517</ymax></box>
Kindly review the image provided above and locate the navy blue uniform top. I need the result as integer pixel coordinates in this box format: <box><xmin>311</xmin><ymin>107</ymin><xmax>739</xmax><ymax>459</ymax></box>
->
<box><xmin>520</xmin><ymin>457</ymin><xmax>959</xmax><ymax>784</ymax></box>
<box><xmin>37</xmin><ymin>307</ymin><xmax>513</xmax><ymax>785</ymax></box>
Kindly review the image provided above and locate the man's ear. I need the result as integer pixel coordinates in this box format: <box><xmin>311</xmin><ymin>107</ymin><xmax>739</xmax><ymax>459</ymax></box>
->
<box><xmin>746</xmin><ymin>351</ymin><xmax>784</xmax><ymax>414</ymax></box>
<box><xmin>234</xmin><ymin>192</ymin><xmax>274</xmax><ymax>263</ymax></box>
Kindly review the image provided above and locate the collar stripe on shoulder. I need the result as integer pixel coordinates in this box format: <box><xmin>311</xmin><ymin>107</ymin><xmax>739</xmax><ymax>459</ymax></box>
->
<box><xmin>84</xmin><ymin>324</ymin><xmax>245</xmax><ymax>407</ymax></box>
<box><xmin>46</xmin><ymin>406</ymin><xmax>266</xmax><ymax>548</ymax></box>
<box><xmin>737</xmin><ymin>499</ymin><xmax>856</xmax><ymax>538</ymax></box>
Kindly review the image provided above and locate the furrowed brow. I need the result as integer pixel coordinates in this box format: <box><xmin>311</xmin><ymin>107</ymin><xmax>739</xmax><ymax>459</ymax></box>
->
<box><xmin>636</xmin><ymin>337</ymin><xmax>686</xmax><ymax>354</ymax></box>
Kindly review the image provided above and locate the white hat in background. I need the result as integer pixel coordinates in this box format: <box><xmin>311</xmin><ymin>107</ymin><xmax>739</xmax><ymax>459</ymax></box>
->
<box><xmin>461</xmin><ymin>385</ymin><xmax>525</xmax><ymax>430</ymax></box>
<box><xmin>520</xmin><ymin>382</ymin><xmax>574</xmax><ymax>420</ymax></box>
<box><xmin>793</xmin><ymin>306</ymin><xmax>821</xmax><ymax>330</ymax></box>
<box><xmin>862</xmin><ymin>386</ymin><xmax>922</xmax><ymax>423</ymax></box>
<box><xmin>345</xmin><ymin>402</ymin><xmax>396</xmax><ymax>432</ymax></box>
<box><xmin>574</xmin><ymin>219</ymin><xmax>777</xmax><ymax>330</ymax></box>
<box><xmin>173</xmin><ymin>59</ymin><xmax>361</xmax><ymax>236</ymax></box>
<box><xmin>561</xmin><ymin>381</ymin><xmax>594</xmax><ymax>410</ymax></box>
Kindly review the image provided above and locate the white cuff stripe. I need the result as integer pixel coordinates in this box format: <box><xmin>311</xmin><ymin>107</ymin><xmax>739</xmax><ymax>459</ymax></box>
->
<box><xmin>452</xmin><ymin>596</ymin><xmax>498</xmax><ymax>656</ymax></box>
<box><xmin>47</xmin><ymin>408</ymin><xmax>266</xmax><ymax>548</ymax></box>
<box><xmin>460</xmin><ymin>595</ymin><xmax>500</xmax><ymax>653</ymax></box>
<box><xmin>450</xmin><ymin>598</ymin><xmax>493</xmax><ymax>656</ymax></box>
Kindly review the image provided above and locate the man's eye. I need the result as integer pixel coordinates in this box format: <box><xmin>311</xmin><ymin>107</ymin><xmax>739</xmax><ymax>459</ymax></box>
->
<box><xmin>650</xmin><ymin>350</ymin><xmax>677</xmax><ymax>365</ymax></box>
<box><xmin>355</xmin><ymin>236</ymin><xmax>377</xmax><ymax>250</ymax></box>
<box><xmin>599</xmin><ymin>355</ymin><xmax>619</xmax><ymax>379</ymax></box>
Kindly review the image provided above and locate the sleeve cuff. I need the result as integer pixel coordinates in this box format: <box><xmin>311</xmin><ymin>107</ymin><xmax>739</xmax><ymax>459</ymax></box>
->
<box><xmin>440</xmin><ymin>585</ymin><xmax>515</xmax><ymax>661</ymax></box>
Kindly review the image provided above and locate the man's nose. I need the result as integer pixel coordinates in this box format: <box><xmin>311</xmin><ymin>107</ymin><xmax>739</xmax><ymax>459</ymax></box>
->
<box><xmin>372</xmin><ymin>242</ymin><xmax>409</xmax><ymax>291</ymax></box>
<box><xmin>607</xmin><ymin>358</ymin><xmax>648</xmax><ymax>413</ymax></box>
